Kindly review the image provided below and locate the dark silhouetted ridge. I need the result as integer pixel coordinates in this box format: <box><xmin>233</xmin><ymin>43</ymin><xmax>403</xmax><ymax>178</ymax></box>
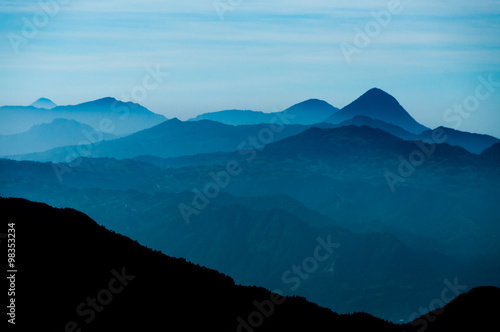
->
<box><xmin>2</xmin><ymin>197</ymin><xmax>498</xmax><ymax>331</ymax></box>
<box><xmin>2</xmin><ymin>197</ymin><xmax>400</xmax><ymax>331</ymax></box>
<box><xmin>404</xmin><ymin>286</ymin><xmax>500</xmax><ymax>332</ymax></box>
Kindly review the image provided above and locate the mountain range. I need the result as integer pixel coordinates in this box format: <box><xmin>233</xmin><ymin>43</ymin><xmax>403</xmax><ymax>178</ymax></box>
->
<box><xmin>2</xmin><ymin>89</ymin><xmax>499</xmax><ymax>163</ymax></box>
<box><xmin>190</xmin><ymin>98</ymin><xmax>339</xmax><ymax>125</ymax></box>
<box><xmin>1</xmin><ymin>122</ymin><xmax>499</xmax><ymax>321</ymax></box>
<box><xmin>0</xmin><ymin>97</ymin><xmax>166</xmax><ymax>136</ymax></box>
<box><xmin>3</xmin><ymin>196</ymin><xmax>499</xmax><ymax>331</ymax></box>
<box><xmin>0</xmin><ymin>118</ymin><xmax>117</xmax><ymax>156</ymax></box>
<box><xmin>1</xmin><ymin>88</ymin><xmax>499</xmax><ymax>326</ymax></box>
<box><xmin>7</xmin><ymin>118</ymin><xmax>310</xmax><ymax>162</ymax></box>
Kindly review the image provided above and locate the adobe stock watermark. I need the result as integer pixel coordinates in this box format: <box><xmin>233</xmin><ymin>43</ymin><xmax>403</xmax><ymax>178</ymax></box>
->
<box><xmin>178</xmin><ymin>110</ymin><xmax>296</xmax><ymax>225</ymax></box>
<box><xmin>340</xmin><ymin>0</ymin><xmax>407</xmax><ymax>63</ymax></box>
<box><xmin>443</xmin><ymin>74</ymin><xmax>500</xmax><ymax>130</ymax></box>
<box><xmin>213</xmin><ymin>0</ymin><xmax>244</xmax><ymax>20</ymax></box>
<box><xmin>404</xmin><ymin>278</ymin><xmax>467</xmax><ymax>332</ymax></box>
<box><xmin>51</xmin><ymin>65</ymin><xmax>169</xmax><ymax>182</ymax></box>
<box><xmin>65</xmin><ymin>267</ymin><xmax>136</xmax><ymax>332</ymax></box>
<box><xmin>384</xmin><ymin>73</ymin><xmax>500</xmax><ymax>192</ymax></box>
<box><xmin>236</xmin><ymin>235</ymin><xmax>340</xmax><ymax>332</ymax></box>
<box><xmin>8</xmin><ymin>0</ymin><xmax>73</xmax><ymax>54</ymax></box>
<box><xmin>384</xmin><ymin>128</ymin><xmax>447</xmax><ymax>193</ymax></box>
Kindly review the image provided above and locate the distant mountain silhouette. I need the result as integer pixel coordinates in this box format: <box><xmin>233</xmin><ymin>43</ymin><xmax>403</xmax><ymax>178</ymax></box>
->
<box><xmin>324</xmin><ymin>88</ymin><xmax>428</xmax><ymax>134</ymax></box>
<box><xmin>91</xmin><ymin>124</ymin><xmax>500</xmax><ymax>258</ymax></box>
<box><xmin>318</xmin><ymin>117</ymin><xmax>499</xmax><ymax>154</ymax></box>
<box><xmin>417</xmin><ymin>126</ymin><xmax>499</xmax><ymax>154</ymax></box>
<box><xmin>327</xmin><ymin>115</ymin><xmax>416</xmax><ymax>140</ymax></box>
<box><xmin>0</xmin><ymin>97</ymin><xmax>166</xmax><ymax>135</ymax></box>
<box><xmin>190</xmin><ymin>99</ymin><xmax>339</xmax><ymax>125</ymax></box>
<box><xmin>30</xmin><ymin>97</ymin><xmax>57</xmax><ymax>109</ymax></box>
<box><xmin>481</xmin><ymin>142</ymin><xmax>500</xmax><ymax>159</ymax></box>
<box><xmin>190</xmin><ymin>109</ymin><xmax>274</xmax><ymax>125</ymax></box>
<box><xmin>9</xmin><ymin>119</ymin><xmax>310</xmax><ymax>162</ymax></box>
<box><xmin>0</xmin><ymin>118</ymin><xmax>117</xmax><ymax>156</ymax></box>
<box><xmin>281</xmin><ymin>99</ymin><xmax>340</xmax><ymax>124</ymax></box>
<box><xmin>2</xmin><ymin>196</ymin><xmax>402</xmax><ymax>331</ymax></box>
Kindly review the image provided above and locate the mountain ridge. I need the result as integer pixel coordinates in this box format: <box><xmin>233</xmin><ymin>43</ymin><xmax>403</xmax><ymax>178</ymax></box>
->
<box><xmin>0</xmin><ymin>118</ymin><xmax>117</xmax><ymax>156</ymax></box>
<box><xmin>0</xmin><ymin>97</ymin><xmax>166</xmax><ymax>136</ymax></box>
<box><xmin>30</xmin><ymin>97</ymin><xmax>57</xmax><ymax>109</ymax></box>
<box><xmin>1</xmin><ymin>196</ymin><xmax>398</xmax><ymax>331</ymax></box>
<box><xmin>190</xmin><ymin>98</ymin><xmax>339</xmax><ymax>125</ymax></box>
<box><xmin>324</xmin><ymin>88</ymin><xmax>429</xmax><ymax>134</ymax></box>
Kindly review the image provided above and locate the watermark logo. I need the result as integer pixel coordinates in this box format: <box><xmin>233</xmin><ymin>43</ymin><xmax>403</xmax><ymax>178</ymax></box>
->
<box><xmin>8</xmin><ymin>0</ymin><xmax>73</xmax><ymax>54</ymax></box>
<box><xmin>178</xmin><ymin>110</ymin><xmax>296</xmax><ymax>225</ymax></box>
<box><xmin>340</xmin><ymin>0</ymin><xmax>405</xmax><ymax>63</ymax></box>
<box><xmin>236</xmin><ymin>235</ymin><xmax>340</xmax><ymax>331</ymax></box>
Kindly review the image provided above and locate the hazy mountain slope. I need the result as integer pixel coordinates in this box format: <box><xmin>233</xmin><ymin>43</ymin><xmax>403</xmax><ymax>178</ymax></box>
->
<box><xmin>324</xmin><ymin>88</ymin><xmax>428</xmax><ymax>134</ymax></box>
<box><xmin>1</xmin><ymin>176</ymin><xmax>498</xmax><ymax>322</ymax></box>
<box><xmin>0</xmin><ymin>97</ymin><xmax>166</xmax><ymax>135</ymax></box>
<box><xmin>279</xmin><ymin>99</ymin><xmax>340</xmax><ymax>124</ymax></box>
<box><xmin>316</xmin><ymin>119</ymin><xmax>497</xmax><ymax>154</ymax></box>
<box><xmin>3</xmin><ymin>196</ymin><xmax>404</xmax><ymax>332</ymax></box>
<box><xmin>417</xmin><ymin>126</ymin><xmax>500</xmax><ymax>154</ymax></box>
<box><xmin>119</xmin><ymin>125</ymin><xmax>500</xmax><ymax>257</ymax></box>
<box><xmin>481</xmin><ymin>142</ymin><xmax>500</xmax><ymax>164</ymax></box>
<box><xmin>9</xmin><ymin>119</ymin><xmax>310</xmax><ymax>162</ymax></box>
<box><xmin>0</xmin><ymin>119</ymin><xmax>117</xmax><ymax>156</ymax></box>
<box><xmin>2</xmin><ymin>177</ymin><xmax>498</xmax><ymax>330</ymax></box>
<box><xmin>190</xmin><ymin>99</ymin><xmax>339</xmax><ymax>125</ymax></box>
<box><xmin>190</xmin><ymin>109</ymin><xmax>275</xmax><ymax>125</ymax></box>
<box><xmin>334</xmin><ymin>116</ymin><xmax>417</xmax><ymax>140</ymax></box>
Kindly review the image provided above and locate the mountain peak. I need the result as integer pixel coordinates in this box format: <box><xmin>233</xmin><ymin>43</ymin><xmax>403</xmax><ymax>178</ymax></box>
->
<box><xmin>354</xmin><ymin>88</ymin><xmax>401</xmax><ymax>108</ymax></box>
<box><xmin>280</xmin><ymin>99</ymin><xmax>339</xmax><ymax>125</ymax></box>
<box><xmin>323</xmin><ymin>88</ymin><xmax>428</xmax><ymax>134</ymax></box>
<box><xmin>86</xmin><ymin>97</ymin><xmax>119</xmax><ymax>105</ymax></box>
<box><xmin>30</xmin><ymin>98</ymin><xmax>57</xmax><ymax>109</ymax></box>
<box><xmin>295</xmin><ymin>98</ymin><xmax>331</xmax><ymax>107</ymax></box>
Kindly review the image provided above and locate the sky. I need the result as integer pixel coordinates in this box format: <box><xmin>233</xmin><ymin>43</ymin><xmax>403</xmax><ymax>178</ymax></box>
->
<box><xmin>1</xmin><ymin>0</ymin><xmax>500</xmax><ymax>137</ymax></box>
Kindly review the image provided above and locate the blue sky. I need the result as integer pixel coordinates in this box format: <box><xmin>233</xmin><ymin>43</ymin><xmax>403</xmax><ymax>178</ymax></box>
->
<box><xmin>1</xmin><ymin>0</ymin><xmax>500</xmax><ymax>137</ymax></box>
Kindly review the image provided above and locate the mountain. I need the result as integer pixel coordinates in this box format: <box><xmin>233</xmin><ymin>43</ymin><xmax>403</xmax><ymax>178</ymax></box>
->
<box><xmin>417</xmin><ymin>127</ymin><xmax>500</xmax><ymax>154</ymax></box>
<box><xmin>481</xmin><ymin>142</ymin><xmax>500</xmax><ymax>161</ymax></box>
<box><xmin>279</xmin><ymin>99</ymin><xmax>340</xmax><ymax>124</ymax></box>
<box><xmin>0</xmin><ymin>97</ymin><xmax>166</xmax><ymax>136</ymax></box>
<box><xmin>2</xmin><ymin>196</ymin><xmax>498</xmax><ymax>331</ymax></box>
<box><xmin>0</xmin><ymin>118</ymin><xmax>117</xmax><ymax>156</ymax></box>
<box><xmin>190</xmin><ymin>99</ymin><xmax>339</xmax><ymax>125</ymax></box>
<box><xmin>334</xmin><ymin>116</ymin><xmax>416</xmax><ymax>140</ymax></box>
<box><xmin>190</xmin><ymin>109</ymin><xmax>275</xmax><ymax>125</ymax></box>
<box><xmin>30</xmin><ymin>97</ymin><xmax>57</xmax><ymax>109</ymax></box>
<box><xmin>323</xmin><ymin>88</ymin><xmax>429</xmax><ymax>134</ymax></box>
<box><xmin>8</xmin><ymin>119</ymin><xmax>311</xmax><ymax>162</ymax></box>
<box><xmin>98</xmin><ymin>125</ymin><xmax>500</xmax><ymax>257</ymax></box>
<box><xmin>331</xmin><ymin>118</ymin><xmax>499</xmax><ymax>154</ymax></box>
<box><xmin>2</xmin><ymin>196</ymin><xmax>402</xmax><ymax>331</ymax></box>
<box><xmin>1</xmin><ymin>155</ymin><xmax>499</xmax><ymax>322</ymax></box>
<box><xmin>410</xmin><ymin>286</ymin><xmax>500</xmax><ymax>332</ymax></box>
